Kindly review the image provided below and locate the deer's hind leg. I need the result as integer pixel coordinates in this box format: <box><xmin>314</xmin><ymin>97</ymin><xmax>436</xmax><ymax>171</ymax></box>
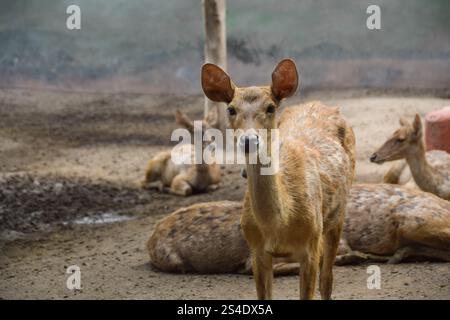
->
<box><xmin>335</xmin><ymin>238</ymin><xmax>391</xmax><ymax>265</ymax></box>
<box><xmin>169</xmin><ymin>174</ymin><xmax>193</xmax><ymax>196</ymax></box>
<box><xmin>300</xmin><ymin>239</ymin><xmax>321</xmax><ymax>300</ymax></box>
<box><xmin>388</xmin><ymin>246</ymin><xmax>450</xmax><ymax>264</ymax></box>
<box><xmin>335</xmin><ymin>251</ymin><xmax>390</xmax><ymax>265</ymax></box>
<box><xmin>320</xmin><ymin>203</ymin><xmax>347</xmax><ymax>300</ymax></box>
<box><xmin>318</xmin><ymin>225</ymin><xmax>342</xmax><ymax>300</ymax></box>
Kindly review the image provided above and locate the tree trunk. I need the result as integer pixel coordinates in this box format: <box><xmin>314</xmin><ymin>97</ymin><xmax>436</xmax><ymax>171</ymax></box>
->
<box><xmin>202</xmin><ymin>0</ymin><xmax>227</xmax><ymax>132</ymax></box>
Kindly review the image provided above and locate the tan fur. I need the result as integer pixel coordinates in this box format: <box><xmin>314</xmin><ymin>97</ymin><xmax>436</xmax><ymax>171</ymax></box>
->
<box><xmin>383</xmin><ymin>160</ymin><xmax>408</xmax><ymax>184</ymax></box>
<box><xmin>201</xmin><ymin>59</ymin><xmax>355</xmax><ymax>299</ymax></box>
<box><xmin>147</xmin><ymin>184</ymin><xmax>450</xmax><ymax>274</ymax></box>
<box><xmin>339</xmin><ymin>184</ymin><xmax>450</xmax><ymax>263</ymax></box>
<box><xmin>383</xmin><ymin>151</ymin><xmax>449</xmax><ymax>185</ymax></box>
<box><xmin>141</xmin><ymin>111</ymin><xmax>221</xmax><ymax>196</ymax></box>
<box><xmin>148</xmin><ymin>201</ymin><xmax>250</xmax><ymax>273</ymax></box>
<box><xmin>372</xmin><ymin>114</ymin><xmax>450</xmax><ymax>201</ymax></box>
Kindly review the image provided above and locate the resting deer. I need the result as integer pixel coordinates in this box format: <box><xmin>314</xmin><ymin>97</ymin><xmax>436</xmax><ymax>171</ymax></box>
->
<box><xmin>371</xmin><ymin>114</ymin><xmax>450</xmax><ymax>201</ymax></box>
<box><xmin>141</xmin><ymin>110</ymin><xmax>221</xmax><ymax>196</ymax></box>
<box><xmin>200</xmin><ymin>59</ymin><xmax>355</xmax><ymax>300</ymax></box>
<box><xmin>147</xmin><ymin>184</ymin><xmax>450</xmax><ymax>275</ymax></box>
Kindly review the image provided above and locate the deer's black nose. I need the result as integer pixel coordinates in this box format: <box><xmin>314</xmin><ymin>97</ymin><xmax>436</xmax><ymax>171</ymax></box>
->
<box><xmin>240</xmin><ymin>134</ymin><xmax>259</xmax><ymax>154</ymax></box>
<box><xmin>370</xmin><ymin>153</ymin><xmax>378</xmax><ymax>163</ymax></box>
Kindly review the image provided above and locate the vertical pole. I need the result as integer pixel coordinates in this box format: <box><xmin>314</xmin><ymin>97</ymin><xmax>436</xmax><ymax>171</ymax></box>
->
<box><xmin>202</xmin><ymin>0</ymin><xmax>227</xmax><ymax>132</ymax></box>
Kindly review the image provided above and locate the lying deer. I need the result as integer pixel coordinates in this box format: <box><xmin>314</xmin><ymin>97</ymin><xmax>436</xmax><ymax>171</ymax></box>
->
<box><xmin>200</xmin><ymin>59</ymin><xmax>355</xmax><ymax>300</ymax></box>
<box><xmin>371</xmin><ymin>114</ymin><xmax>450</xmax><ymax>201</ymax></box>
<box><xmin>148</xmin><ymin>184</ymin><xmax>450</xmax><ymax>276</ymax></box>
<box><xmin>141</xmin><ymin>110</ymin><xmax>221</xmax><ymax>196</ymax></box>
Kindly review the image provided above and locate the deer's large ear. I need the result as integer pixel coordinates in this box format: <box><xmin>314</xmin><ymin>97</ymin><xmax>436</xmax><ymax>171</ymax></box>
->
<box><xmin>412</xmin><ymin>114</ymin><xmax>422</xmax><ymax>137</ymax></box>
<box><xmin>175</xmin><ymin>110</ymin><xmax>194</xmax><ymax>132</ymax></box>
<box><xmin>201</xmin><ymin>64</ymin><xmax>235</xmax><ymax>103</ymax></box>
<box><xmin>271</xmin><ymin>59</ymin><xmax>299</xmax><ymax>101</ymax></box>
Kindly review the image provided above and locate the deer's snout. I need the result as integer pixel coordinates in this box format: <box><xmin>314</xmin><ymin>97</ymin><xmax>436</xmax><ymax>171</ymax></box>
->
<box><xmin>370</xmin><ymin>152</ymin><xmax>383</xmax><ymax>164</ymax></box>
<box><xmin>239</xmin><ymin>134</ymin><xmax>259</xmax><ymax>154</ymax></box>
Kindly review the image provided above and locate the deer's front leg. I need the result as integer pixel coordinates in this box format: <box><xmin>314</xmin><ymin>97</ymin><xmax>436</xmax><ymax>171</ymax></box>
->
<box><xmin>251</xmin><ymin>250</ymin><xmax>273</xmax><ymax>300</ymax></box>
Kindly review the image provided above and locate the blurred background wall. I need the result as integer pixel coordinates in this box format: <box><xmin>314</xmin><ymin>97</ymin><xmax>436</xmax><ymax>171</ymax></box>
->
<box><xmin>0</xmin><ymin>0</ymin><xmax>449</xmax><ymax>93</ymax></box>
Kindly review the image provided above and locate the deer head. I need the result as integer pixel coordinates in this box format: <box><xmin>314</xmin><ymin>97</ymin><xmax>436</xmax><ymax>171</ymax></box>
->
<box><xmin>175</xmin><ymin>110</ymin><xmax>213</xmax><ymax>134</ymax></box>
<box><xmin>174</xmin><ymin>110</ymin><xmax>216</xmax><ymax>148</ymax></box>
<box><xmin>201</xmin><ymin>59</ymin><xmax>298</xmax><ymax>155</ymax></box>
<box><xmin>370</xmin><ymin>114</ymin><xmax>423</xmax><ymax>164</ymax></box>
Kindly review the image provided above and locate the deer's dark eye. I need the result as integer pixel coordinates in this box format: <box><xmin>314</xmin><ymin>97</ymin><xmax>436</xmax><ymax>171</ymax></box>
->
<box><xmin>395</xmin><ymin>138</ymin><xmax>405</xmax><ymax>144</ymax></box>
<box><xmin>266</xmin><ymin>104</ymin><xmax>276</xmax><ymax>114</ymax></box>
<box><xmin>227</xmin><ymin>106</ymin><xmax>237</xmax><ymax>116</ymax></box>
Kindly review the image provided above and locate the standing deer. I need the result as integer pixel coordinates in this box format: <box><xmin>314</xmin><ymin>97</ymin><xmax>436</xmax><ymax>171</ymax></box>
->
<box><xmin>147</xmin><ymin>184</ymin><xmax>450</xmax><ymax>276</ymax></box>
<box><xmin>200</xmin><ymin>59</ymin><xmax>355</xmax><ymax>299</ymax></box>
<box><xmin>371</xmin><ymin>114</ymin><xmax>450</xmax><ymax>201</ymax></box>
<box><xmin>141</xmin><ymin>110</ymin><xmax>221</xmax><ymax>196</ymax></box>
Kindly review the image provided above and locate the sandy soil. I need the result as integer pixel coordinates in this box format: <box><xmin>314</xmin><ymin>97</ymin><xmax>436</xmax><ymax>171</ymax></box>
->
<box><xmin>0</xmin><ymin>88</ymin><xmax>449</xmax><ymax>299</ymax></box>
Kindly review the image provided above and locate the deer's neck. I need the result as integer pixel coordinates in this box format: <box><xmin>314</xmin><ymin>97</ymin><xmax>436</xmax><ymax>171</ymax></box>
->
<box><xmin>246</xmin><ymin>162</ymin><xmax>282</xmax><ymax>225</ymax></box>
<box><xmin>245</xmin><ymin>132</ymin><xmax>283</xmax><ymax>225</ymax></box>
<box><xmin>405</xmin><ymin>141</ymin><xmax>440</xmax><ymax>193</ymax></box>
<box><xmin>195</xmin><ymin>162</ymin><xmax>212</xmax><ymax>172</ymax></box>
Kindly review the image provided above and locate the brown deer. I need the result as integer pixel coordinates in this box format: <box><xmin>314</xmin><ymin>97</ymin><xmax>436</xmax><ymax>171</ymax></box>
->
<box><xmin>141</xmin><ymin>110</ymin><xmax>221</xmax><ymax>196</ymax></box>
<box><xmin>200</xmin><ymin>59</ymin><xmax>355</xmax><ymax>299</ymax></box>
<box><xmin>147</xmin><ymin>184</ymin><xmax>450</xmax><ymax>276</ymax></box>
<box><xmin>371</xmin><ymin>114</ymin><xmax>450</xmax><ymax>201</ymax></box>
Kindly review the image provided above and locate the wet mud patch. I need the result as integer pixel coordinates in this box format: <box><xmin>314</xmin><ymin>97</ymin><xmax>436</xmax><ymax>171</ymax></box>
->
<box><xmin>0</xmin><ymin>166</ymin><xmax>245</xmax><ymax>240</ymax></box>
<box><xmin>0</xmin><ymin>173</ymin><xmax>150</xmax><ymax>236</ymax></box>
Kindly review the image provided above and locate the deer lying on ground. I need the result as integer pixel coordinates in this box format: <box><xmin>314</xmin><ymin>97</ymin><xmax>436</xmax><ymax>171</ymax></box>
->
<box><xmin>199</xmin><ymin>59</ymin><xmax>355</xmax><ymax>300</ymax></box>
<box><xmin>148</xmin><ymin>184</ymin><xmax>450</xmax><ymax>276</ymax></box>
<box><xmin>371</xmin><ymin>114</ymin><xmax>450</xmax><ymax>201</ymax></box>
<box><xmin>141</xmin><ymin>110</ymin><xmax>221</xmax><ymax>196</ymax></box>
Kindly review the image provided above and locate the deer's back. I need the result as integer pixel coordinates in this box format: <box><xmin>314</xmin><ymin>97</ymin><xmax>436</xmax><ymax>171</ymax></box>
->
<box><xmin>277</xmin><ymin>101</ymin><xmax>355</xmax><ymax>223</ymax></box>
<box><xmin>148</xmin><ymin>201</ymin><xmax>249</xmax><ymax>273</ymax></box>
<box><xmin>345</xmin><ymin>183</ymin><xmax>450</xmax><ymax>255</ymax></box>
<box><xmin>278</xmin><ymin>101</ymin><xmax>355</xmax><ymax>167</ymax></box>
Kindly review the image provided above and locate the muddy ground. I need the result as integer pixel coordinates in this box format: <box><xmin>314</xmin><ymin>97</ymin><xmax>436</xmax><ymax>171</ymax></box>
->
<box><xmin>0</xmin><ymin>88</ymin><xmax>449</xmax><ymax>299</ymax></box>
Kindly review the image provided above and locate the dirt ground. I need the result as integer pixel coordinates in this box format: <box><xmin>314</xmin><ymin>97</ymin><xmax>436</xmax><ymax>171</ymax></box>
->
<box><xmin>0</xmin><ymin>88</ymin><xmax>449</xmax><ymax>299</ymax></box>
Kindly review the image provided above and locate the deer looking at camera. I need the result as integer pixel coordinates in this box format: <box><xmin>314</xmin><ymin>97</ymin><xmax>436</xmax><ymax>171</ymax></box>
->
<box><xmin>371</xmin><ymin>114</ymin><xmax>450</xmax><ymax>201</ymax></box>
<box><xmin>141</xmin><ymin>110</ymin><xmax>221</xmax><ymax>196</ymax></box>
<box><xmin>201</xmin><ymin>59</ymin><xmax>355</xmax><ymax>300</ymax></box>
